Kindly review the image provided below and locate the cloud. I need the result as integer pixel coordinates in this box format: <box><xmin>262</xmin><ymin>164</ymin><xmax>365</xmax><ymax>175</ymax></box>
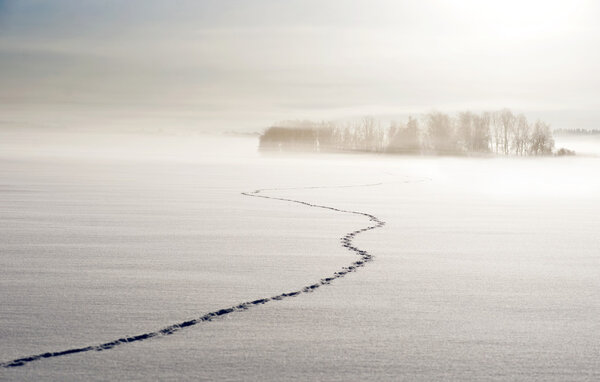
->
<box><xmin>1</xmin><ymin>0</ymin><xmax>599</xmax><ymax>130</ymax></box>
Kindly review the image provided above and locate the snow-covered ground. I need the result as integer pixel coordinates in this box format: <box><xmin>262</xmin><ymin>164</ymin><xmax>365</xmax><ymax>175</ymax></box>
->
<box><xmin>1</xmin><ymin>130</ymin><xmax>599</xmax><ymax>380</ymax></box>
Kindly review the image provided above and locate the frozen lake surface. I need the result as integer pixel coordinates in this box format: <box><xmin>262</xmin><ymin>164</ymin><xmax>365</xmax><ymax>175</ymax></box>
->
<box><xmin>1</xmin><ymin>131</ymin><xmax>599</xmax><ymax>380</ymax></box>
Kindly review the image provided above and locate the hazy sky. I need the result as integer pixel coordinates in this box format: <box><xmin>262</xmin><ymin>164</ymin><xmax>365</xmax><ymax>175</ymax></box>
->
<box><xmin>1</xmin><ymin>0</ymin><xmax>599</xmax><ymax>131</ymax></box>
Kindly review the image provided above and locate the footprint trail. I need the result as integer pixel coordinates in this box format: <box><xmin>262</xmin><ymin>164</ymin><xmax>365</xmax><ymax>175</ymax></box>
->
<box><xmin>1</xmin><ymin>183</ymin><xmax>385</xmax><ymax>368</ymax></box>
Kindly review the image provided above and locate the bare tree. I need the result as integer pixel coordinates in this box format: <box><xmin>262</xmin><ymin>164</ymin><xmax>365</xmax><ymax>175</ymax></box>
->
<box><xmin>472</xmin><ymin>112</ymin><xmax>491</xmax><ymax>152</ymax></box>
<box><xmin>426</xmin><ymin>111</ymin><xmax>457</xmax><ymax>154</ymax></box>
<box><xmin>315</xmin><ymin>121</ymin><xmax>337</xmax><ymax>152</ymax></box>
<box><xmin>387</xmin><ymin>116</ymin><xmax>420</xmax><ymax>153</ymax></box>
<box><xmin>499</xmin><ymin>109</ymin><xmax>516</xmax><ymax>155</ymax></box>
<box><xmin>490</xmin><ymin>112</ymin><xmax>503</xmax><ymax>154</ymax></box>
<box><xmin>457</xmin><ymin>112</ymin><xmax>474</xmax><ymax>152</ymax></box>
<box><xmin>356</xmin><ymin>116</ymin><xmax>384</xmax><ymax>152</ymax></box>
<box><xmin>529</xmin><ymin>120</ymin><xmax>554</xmax><ymax>155</ymax></box>
<box><xmin>512</xmin><ymin>114</ymin><xmax>530</xmax><ymax>156</ymax></box>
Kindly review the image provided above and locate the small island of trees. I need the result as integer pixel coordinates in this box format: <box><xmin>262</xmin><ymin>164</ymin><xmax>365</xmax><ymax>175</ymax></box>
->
<box><xmin>259</xmin><ymin>109</ymin><xmax>574</xmax><ymax>156</ymax></box>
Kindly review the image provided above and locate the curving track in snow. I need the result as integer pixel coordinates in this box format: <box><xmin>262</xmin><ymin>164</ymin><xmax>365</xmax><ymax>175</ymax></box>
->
<box><xmin>1</xmin><ymin>183</ymin><xmax>385</xmax><ymax>368</ymax></box>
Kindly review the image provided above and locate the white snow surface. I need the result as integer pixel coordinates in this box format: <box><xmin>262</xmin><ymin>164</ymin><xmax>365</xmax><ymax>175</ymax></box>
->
<box><xmin>1</xmin><ymin>130</ymin><xmax>599</xmax><ymax>380</ymax></box>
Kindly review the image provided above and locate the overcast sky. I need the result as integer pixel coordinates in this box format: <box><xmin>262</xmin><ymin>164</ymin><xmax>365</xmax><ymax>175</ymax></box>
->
<box><xmin>1</xmin><ymin>0</ymin><xmax>599</xmax><ymax>131</ymax></box>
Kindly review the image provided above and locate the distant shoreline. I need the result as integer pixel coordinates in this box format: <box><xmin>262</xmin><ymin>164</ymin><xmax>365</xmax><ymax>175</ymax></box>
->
<box><xmin>259</xmin><ymin>109</ymin><xmax>576</xmax><ymax>157</ymax></box>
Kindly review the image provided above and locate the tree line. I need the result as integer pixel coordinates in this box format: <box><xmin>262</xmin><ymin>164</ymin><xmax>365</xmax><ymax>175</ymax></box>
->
<box><xmin>259</xmin><ymin>109</ymin><xmax>565</xmax><ymax>156</ymax></box>
<box><xmin>554</xmin><ymin>128</ymin><xmax>600</xmax><ymax>136</ymax></box>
